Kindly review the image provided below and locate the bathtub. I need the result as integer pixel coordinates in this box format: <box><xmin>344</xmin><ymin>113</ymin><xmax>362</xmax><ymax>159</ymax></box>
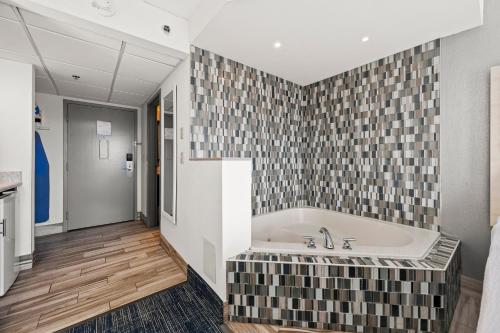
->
<box><xmin>251</xmin><ymin>207</ymin><xmax>440</xmax><ymax>259</ymax></box>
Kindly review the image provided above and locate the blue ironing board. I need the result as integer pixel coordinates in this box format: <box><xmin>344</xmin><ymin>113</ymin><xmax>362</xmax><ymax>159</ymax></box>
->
<box><xmin>35</xmin><ymin>131</ymin><xmax>50</xmax><ymax>223</ymax></box>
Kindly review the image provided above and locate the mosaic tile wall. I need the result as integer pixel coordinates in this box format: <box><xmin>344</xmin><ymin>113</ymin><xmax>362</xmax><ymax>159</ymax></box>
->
<box><xmin>191</xmin><ymin>41</ymin><xmax>440</xmax><ymax>229</ymax></box>
<box><xmin>303</xmin><ymin>41</ymin><xmax>440</xmax><ymax>231</ymax></box>
<box><xmin>227</xmin><ymin>236</ymin><xmax>461</xmax><ymax>332</ymax></box>
<box><xmin>190</xmin><ymin>46</ymin><xmax>305</xmax><ymax>215</ymax></box>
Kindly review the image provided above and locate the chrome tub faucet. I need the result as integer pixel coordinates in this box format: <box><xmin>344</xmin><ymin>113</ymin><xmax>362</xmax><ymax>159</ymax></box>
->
<box><xmin>319</xmin><ymin>227</ymin><xmax>334</xmax><ymax>249</ymax></box>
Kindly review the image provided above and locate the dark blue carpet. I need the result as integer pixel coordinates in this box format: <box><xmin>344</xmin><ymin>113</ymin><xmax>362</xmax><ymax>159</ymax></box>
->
<box><xmin>64</xmin><ymin>282</ymin><xmax>223</xmax><ymax>333</ymax></box>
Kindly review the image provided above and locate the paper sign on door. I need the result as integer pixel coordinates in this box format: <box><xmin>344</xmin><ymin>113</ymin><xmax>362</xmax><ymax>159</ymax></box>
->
<box><xmin>97</xmin><ymin>120</ymin><xmax>112</xmax><ymax>136</ymax></box>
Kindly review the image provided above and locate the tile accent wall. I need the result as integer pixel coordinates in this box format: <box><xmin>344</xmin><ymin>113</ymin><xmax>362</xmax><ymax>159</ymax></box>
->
<box><xmin>303</xmin><ymin>41</ymin><xmax>440</xmax><ymax>231</ymax></box>
<box><xmin>227</xmin><ymin>236</ymin><xmax>460</xmax><ymax>332</ymax></box>
<box><xmin>191</xmin><ymin>41</ymin><xmax>440</xmax><ymax>230</ymax></box>
<box><xmin>191</xmin><ymin>46</ymin><xmax>305</xmax><ymax>214</ymax></box>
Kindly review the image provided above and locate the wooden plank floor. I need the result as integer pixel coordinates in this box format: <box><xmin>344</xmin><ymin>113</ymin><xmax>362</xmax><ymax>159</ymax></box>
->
<box><xmin>0</xmin><ymin>220</ymin><xmax>186</xmax><ymax>333</ymax></box>
<box><xmin>449</xmin><ymin>280</ymin><xmax>482</xmax><ymax>333</ymax></box>
<box><xmin>222</xmin><ymin>323</ymin><xmax>343</xmax><ymax>332</ymax></box>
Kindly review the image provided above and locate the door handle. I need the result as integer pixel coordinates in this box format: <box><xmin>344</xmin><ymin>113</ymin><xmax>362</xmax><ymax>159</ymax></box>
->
<box><xmin>1</xmin><ymin>218</ymin><xmax>5</xmax><ymax>236</ymax></box>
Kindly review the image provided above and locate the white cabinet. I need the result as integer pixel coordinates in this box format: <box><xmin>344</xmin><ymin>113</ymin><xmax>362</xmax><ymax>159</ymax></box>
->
<box><xmin>0</xmin><ymin>190</ymin><xmax>19</xmax><ymax>296</ymax></box>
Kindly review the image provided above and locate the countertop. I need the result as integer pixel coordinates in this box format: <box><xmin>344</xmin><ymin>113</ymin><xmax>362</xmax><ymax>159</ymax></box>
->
<box><xmin>0</xmin><ymin>171</ymin><xmax>22</xmax><ymax>192</ymax></box>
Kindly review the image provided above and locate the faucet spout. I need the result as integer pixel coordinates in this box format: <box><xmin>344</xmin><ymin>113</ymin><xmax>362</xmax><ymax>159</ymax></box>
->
<box><xmin>319</xmin><ymin>227</ymin><xmax>334</xmax><ymax>249</ymax></box>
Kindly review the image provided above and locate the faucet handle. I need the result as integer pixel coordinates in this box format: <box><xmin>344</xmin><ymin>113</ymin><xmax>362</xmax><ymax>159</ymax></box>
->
<box><xmin>303</xmin><ymin>236</ymin><xmax>316</xmax><ymax>248</ymax></box>
<box><xmin>342</xmin><ymin>237</ymin><xmax>356</xmax><ymax>250</ymax></box>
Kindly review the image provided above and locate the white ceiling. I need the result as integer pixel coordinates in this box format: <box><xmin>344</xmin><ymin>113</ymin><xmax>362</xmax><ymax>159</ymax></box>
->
<box><xmin>143</xmin><ymin>0</ymin><xmax>203</xmax><ymax>20</ymax></box>
<box><xmin>194</xmin><ymin>0</ymin><xmax>484</xmax><ymax>86</ymax></box>
<box><xmin>0</xmin><ymin>0</ymin><xmax>485</xmax><ymax>103</ymax></box>
<box><xmin>0</xmin><ymin>2</ymin><xmax>184</xmax><ymax>107</ymax></box>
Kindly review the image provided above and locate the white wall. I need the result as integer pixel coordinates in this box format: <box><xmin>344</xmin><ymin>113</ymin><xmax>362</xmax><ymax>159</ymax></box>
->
<box><xmin>35</xmin><ymin>93</ymin><xmax>63</xmax><ymax>228</ymax></box>
<box><xmin>0</xmin><ymin>59</ymin><xmax>34</xmax><ymax>256</ymax></box>
<box><xmin>33</xmin><ymin>93</ymin><xmax>142</xmax><ymax>235</ymax></box>
<box><xmin>155</xmin><ymin>58</ymin><xmax>251</xmax><ymax>300</ymax></box>
<box><xmin>157</xmin><ymin>57</ymin><xmax>223</xmax><ymax>296</ymax></box>
<box><xmin>441</xmin><ymin>0</ymin><xmax>499</xmax><ymax>280</ymax></box>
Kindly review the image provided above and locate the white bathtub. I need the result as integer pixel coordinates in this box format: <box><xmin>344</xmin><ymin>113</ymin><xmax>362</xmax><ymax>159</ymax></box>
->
<box><xmin>251</xmin><ymin>207</ymin><xmax>440</xmax><ymax>259</ymax></box>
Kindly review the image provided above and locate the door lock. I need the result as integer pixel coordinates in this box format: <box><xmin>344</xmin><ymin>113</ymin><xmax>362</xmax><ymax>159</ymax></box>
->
<box><xmin>126</xmin><ymin>153</ymin><xmax>134</xmax><ymax>171</ymax></box>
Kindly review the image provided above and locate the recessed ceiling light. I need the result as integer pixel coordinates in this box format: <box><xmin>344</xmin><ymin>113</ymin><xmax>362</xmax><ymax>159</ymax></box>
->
<box><xmin>361</xmin><ymin>36</ymin><xmax>370</xmax><ymax>42</ymax></box>
<box><xmin>273</xmin><ymin>41</ymin><xmax>282</xmax><ymax>49</ymax></box>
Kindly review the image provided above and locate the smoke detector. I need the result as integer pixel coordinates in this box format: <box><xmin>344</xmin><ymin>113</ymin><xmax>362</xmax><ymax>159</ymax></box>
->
<box><xmin>91</xmin><ymin>0</ymin><xmax>116</xmax><ymax>17</ymax></box>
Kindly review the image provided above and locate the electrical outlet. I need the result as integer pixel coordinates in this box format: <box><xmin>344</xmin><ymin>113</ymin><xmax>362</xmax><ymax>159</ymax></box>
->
<box><xmin>180</xmin><ymin>127</ymin><xmax>184</xmax><ymax>140</ymax></box>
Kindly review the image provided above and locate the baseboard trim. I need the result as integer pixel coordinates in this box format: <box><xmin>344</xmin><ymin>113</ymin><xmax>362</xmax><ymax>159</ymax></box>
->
<box><xmin>461</xmin><ymin>274</ymin><xmax>483</xmax><ymax>295</ymax></box>
<box><xmin>140</xmin><ymin>212</ymin><xmax>149</xmax><ymax>226</ymax></box>
<box><xmin>16</xmin><ymin>254</ymin><xmax>33</xmax><ymax>271</ymax></box>
<box><xmin>159</xmin><ymin>234</ymin><xmax>188</xmax><ymax>275</ymax></box>
<box><xmin>35</xmin><ymin>223</ymin><xmax>64</xmax><ymax>237</ymax></box>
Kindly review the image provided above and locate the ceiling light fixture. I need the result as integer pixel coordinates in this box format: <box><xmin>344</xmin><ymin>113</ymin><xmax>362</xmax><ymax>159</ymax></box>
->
<box><xmin>91</xmin><ymin>0</ymin><xmax>116</xmax><ymax>17</ymax></box>
<box><xmin>273</xmin><ymin>41</ymin><xmax>282</xmax><ymax>49</ymax></box>
<box><xmin>361</xmin><ymin>36</ymin><xmax>370</xmax><ymax>42</ymax></box>
<box><xmin>72</xmin><ymin>75</ymin><xmax>80</xmax><ymax>80</ymax></box>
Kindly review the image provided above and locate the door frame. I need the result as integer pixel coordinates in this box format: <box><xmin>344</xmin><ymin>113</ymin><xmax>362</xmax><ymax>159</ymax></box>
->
<box><xmin>63</xmin><ymin>99</ymin><xmax>138</xmax><ymax>232</ymax></box>
<box><xmin>160</xmin><ymin>86</ymin><xmax>177</xmax><ymax>224</ymax></box>
<box><xmin>145</xmin><ymin>94</ymin><xmax>160</xmax><ymax>228</ymax></box>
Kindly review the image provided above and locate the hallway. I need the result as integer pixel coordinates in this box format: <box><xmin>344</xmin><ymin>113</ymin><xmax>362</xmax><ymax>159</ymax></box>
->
<box><xmin>0</xmin><ymin>221</ymin><xmax>186</xmax><ymax>332</ymax></box>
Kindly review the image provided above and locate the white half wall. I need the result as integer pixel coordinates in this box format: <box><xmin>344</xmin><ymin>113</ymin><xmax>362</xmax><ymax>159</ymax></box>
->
<box><xmin>33</xmin><ymin>93</ymin><xmax>142</xmax><ymax>236</ymax></box>
<box><xmin>222</xmin><ymin>159</ymin><xmax>252</xmax><ymax>261</ymax></box>
<box><xmin>0</xmin><ymin>58</ymin><xmax>34</xmax><ymax>256</ymax></box>
<box><xmin>157</xmin><ymin>57</ymin><xmax>252</xmax><ymax>300</ymax></box>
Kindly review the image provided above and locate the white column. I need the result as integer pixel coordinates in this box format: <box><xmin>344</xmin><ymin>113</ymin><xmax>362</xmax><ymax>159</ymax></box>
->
<box><xmin>0</xmin><ymin>59</ymin><xmax>34</xmax><ymax>257</ymax></box>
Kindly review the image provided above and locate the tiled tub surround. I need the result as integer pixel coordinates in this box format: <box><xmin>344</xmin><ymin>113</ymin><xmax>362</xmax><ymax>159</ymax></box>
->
<box><xmin>303</xmin><ymin>41</ymin><xmax>440</xmax><ymax>231</ymax></box>
<box><xmin>227</xmin><ymin>236</ymin><xmax>460</xmax><ymax>333</ymax></box>
<box><xmin>191</xmin><ymin>46</ymin><xmax>305</xmax><ymax>215</ymax></box>
<box><xmin>190</xmin><ymin>41</ymin><xmax>440</xmax><ymax>230</ymax></box>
